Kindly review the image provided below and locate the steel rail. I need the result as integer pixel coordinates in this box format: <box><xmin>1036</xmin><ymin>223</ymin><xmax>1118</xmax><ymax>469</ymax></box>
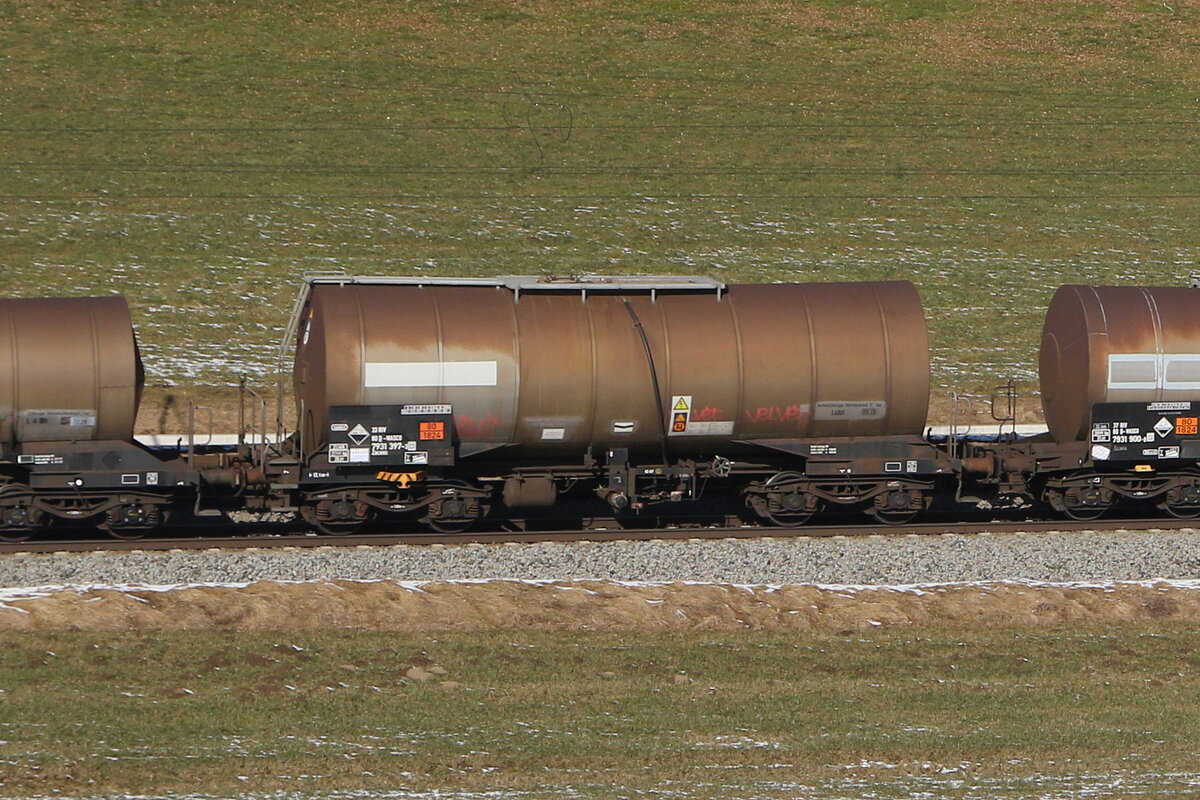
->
<box><xmin>2</xmin><ymin>517</ymin><xmax>1197</xmax><ymax>555</ymax></box>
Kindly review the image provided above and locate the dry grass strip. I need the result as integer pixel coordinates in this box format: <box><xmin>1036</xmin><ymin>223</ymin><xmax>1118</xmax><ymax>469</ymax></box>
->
<box><xmin>2</xmin><ymin>579</ymin><xmax>1196</xmax><ymax>632</ymax></box>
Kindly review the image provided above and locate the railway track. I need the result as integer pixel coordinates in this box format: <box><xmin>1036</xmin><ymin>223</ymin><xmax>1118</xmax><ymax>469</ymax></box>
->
<box><xmin>2</xmin><ymin>516</ymin><xmax>1196</xmax><ymax>555</ymax></box>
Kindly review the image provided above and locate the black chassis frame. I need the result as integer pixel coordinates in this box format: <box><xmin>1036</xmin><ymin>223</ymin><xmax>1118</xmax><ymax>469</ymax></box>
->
<box><xmin>290</xmin><ymin>406</ymin><xmax>950</xmax><ymax>527</ymax></box>
<box><xmin>0</xmin><ymin>439</ymin><xmax>197</xmax><ymax>530</ymax></box>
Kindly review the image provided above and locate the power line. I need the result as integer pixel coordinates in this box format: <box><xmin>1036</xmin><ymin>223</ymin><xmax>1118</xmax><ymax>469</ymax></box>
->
<box><xmin>2</xmin><ymin>192</ymin><xmax>1198</xmax><ymax>201</ymax></box>
<box><xmin>3</xmin><ymin>164</ymin><xmax>1199</xmax><ymax>176</ymax></box>
<box><xmin>1</xmin><ymin>119</ymin><xmax>1197</xmax><ymax>134</ymax></box>
<box><xmin>4</xmin><ymin>87</ymin><xmax>1198</xmax><ymax>114</ymax></box>
<box><xmin>6</xmin><ymin>53</ymin><xmax>1187</xmax><ymax>102</ymax></box>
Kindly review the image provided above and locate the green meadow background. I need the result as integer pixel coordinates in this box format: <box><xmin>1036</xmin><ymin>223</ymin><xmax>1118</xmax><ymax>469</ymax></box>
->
<box><xmin>2</xmin><ymin>0</ymin><xmax>1198</xmax><ymax>410</ymax></box>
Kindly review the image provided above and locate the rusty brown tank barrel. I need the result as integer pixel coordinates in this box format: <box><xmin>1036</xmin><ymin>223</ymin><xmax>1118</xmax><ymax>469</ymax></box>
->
<box><xmin>1040</xmin><ymin>285</ymin><xmax>1200</xmax><ymax>444</ymax></box>
<box><xmin>293</xmin><ymin>276</ymin><xmax>929</xmax><ymax>455</ymax></box>
<box><xmin>0</xmin><ymin>296</ymin><xmax>143</xmax><ymax>447</ymax></box>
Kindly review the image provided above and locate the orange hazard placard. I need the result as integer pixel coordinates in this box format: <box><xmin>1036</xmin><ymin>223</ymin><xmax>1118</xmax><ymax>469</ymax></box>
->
<box><xmin>1176</xmin><ymin>417</ymin><xmax>1199</xmax><ymax>436</ymax></box>
<box><xmin>672</xmin><ymin>412</ymin><xmax>688</xmax><ymax>433</ymax></box>
<box><xmin>419</xmin><ymin>421</ymin><xmax>446</xmax><ymax>440</ymax></box>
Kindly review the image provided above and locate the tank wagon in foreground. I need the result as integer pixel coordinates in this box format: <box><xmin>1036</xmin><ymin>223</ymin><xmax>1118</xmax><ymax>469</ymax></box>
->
<box><xmin>4</xmin><ymin>275</ymin><xmax>1200</xmax><ymax>540</ymax></box>
<box><xmin>289</xmin><ymin>275</ymin><xmax>940</xmax><ymax>532</ymax></box>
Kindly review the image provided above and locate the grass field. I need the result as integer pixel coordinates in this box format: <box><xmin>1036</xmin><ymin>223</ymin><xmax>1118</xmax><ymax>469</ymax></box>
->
<box><xmin>3</xmin><ymin>0</ymin><xmax>1199</xmax><ymax>411</ymax></box>
<box><xmin>2</xmin><ymin>625</ymin><xmax>1200</xmax><ymax>798</ymax></box>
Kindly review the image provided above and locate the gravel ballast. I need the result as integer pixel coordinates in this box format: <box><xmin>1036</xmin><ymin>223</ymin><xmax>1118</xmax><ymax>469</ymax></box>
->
<box><xmin>3</xmin><ymin>528</ymin><xmax>1200</xmax><ymax>588</ymax></box>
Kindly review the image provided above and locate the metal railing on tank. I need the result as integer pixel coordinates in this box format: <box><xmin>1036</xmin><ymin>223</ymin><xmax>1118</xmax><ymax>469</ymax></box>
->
<box><xmin>238</xmin><ymin>377</ymin><xmax>270</xmax><ymax>469</ymax></box>
<box><xmin>990</xmin><ymin>379</ymin><xmax>1019</xmax><ymax>443</ymax></box>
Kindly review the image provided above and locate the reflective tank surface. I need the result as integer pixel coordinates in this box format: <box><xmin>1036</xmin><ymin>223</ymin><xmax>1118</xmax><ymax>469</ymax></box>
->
<box><xmin>1040</xmin><ymin>285</ymin><xmax>1200</xmax><ymax>443</ymax></box>
<box><xmin>0</xmin><ymin>296</ymin><xmax>143</xmax><ymax>447</ymax></box>
<box><xmin>293</xmin><ymin>276</ymin><xmax>930</xmax><ymax>455</ymax></box>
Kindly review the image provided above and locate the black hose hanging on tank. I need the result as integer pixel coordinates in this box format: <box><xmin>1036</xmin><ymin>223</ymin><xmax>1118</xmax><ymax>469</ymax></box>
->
<box><xmin>622</xmin><ymin>298</ymin><xmax>670</xmax><ymax>466</ymax></box>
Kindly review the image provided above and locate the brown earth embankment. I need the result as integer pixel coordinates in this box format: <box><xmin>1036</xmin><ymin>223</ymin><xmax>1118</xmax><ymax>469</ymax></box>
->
<box><xmin>1</xmin><ymin>579</ymin><xmax>1196</xmax><ymax>632</ymax></box>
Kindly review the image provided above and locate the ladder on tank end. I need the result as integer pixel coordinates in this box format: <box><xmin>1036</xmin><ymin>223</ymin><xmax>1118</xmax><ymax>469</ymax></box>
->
<box><xmin>944</xmin><ymin>379</ymin><xmax>1021</xmax><ymax>456</ymax></box>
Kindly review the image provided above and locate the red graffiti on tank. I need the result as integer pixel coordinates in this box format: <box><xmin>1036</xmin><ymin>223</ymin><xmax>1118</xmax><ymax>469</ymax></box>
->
<box><xmin>456</xmin><ymin>414</ymin><xmax>502</xmax><ymax>439</ymax></box>
<box><xmin>744</xmin><ymin>405</ymin><xmax>809</xmax><ymax>425</ymax></box>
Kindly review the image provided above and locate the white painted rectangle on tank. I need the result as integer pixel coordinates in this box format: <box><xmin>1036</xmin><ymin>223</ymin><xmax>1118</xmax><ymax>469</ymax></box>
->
<box><xmin>1164</xmin><ymin>357</ymin><xmax>1200</xmax><ymax>390</ymax></box>
<box><xmin>670</xmin><ymin>420</ymin><xmax>735</xmax><ymax>436</ymax></box>
<box><xmin>16</xmin><ymin>409</ymin><xmax>97</xmax><ymax>442</ymax></box>
<box><xmin>814</xmin><ymin>400</ymin><xmax>887</xmax><ymax>421</ymax></box>
<box><xmin>364</xmin><ymin>361</ymin><xmax>498</xmax><ymax>388</ymax></box>
<box><xmin>1107</xmin><ymin>354</ymin><xmax>1200</xmax><ymax>394</ymax></box>
<box><xmin>1107</xmin><ymin>354</ymin><xmax>1158</xmax><ymax>391</ymax></box>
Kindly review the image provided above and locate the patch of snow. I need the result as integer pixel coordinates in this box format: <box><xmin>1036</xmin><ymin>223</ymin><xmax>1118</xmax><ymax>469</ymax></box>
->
<box><xmin>6</xmin><ymin>576</ymin><xmax>1200</xmax><ymax>610</ymax></box>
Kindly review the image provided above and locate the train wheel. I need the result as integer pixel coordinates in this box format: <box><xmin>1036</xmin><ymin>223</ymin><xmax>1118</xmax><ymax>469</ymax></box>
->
<box><xmin>766</xmin><ymin>503</ymin><xmax>822</xmax><ymax>528</ymax></box>
<box><xmin>868</xmin><ymin>508</ymin><xmax>920</xmax><ymax>525</ymax></box>
<box><xmin>1158</xmin><ymin>484</ymin><xmax>1200</xmax><ymax>520</ymax></box>
<box><xmin>98</xmin><ymin>502</ymin><xmax>167</xmax><ymax>540</ymax></box>
<box><xmin>422</xmin><ymin>481</ymin><xmax>490</xmax><ymax>534</ymax></box>
<box><xmin>425</xmin><ymin>517</ymin><xmax>474</xmax><ymax>534</ymax></box>
<box><xmin>1062</xmin><ymin>505</ymin><xmax>1107</xmax><ymax>522</ymax></box>
<box><xmin>1045</xmin><ymin>486</ymin><xmax>1111</xmax><ymax>522</ymax></box>
<box><xmin>314</xmin><ymin>519</ymin><xmax>366</xmax><ymax>536</ymax></box>
<box><xmin>0</xmin><ymin>484</ymin><xmax>43</xmax><ymax>542</ymax></box>
<box><xmin>759</xmin><ymin>472</ymin><xmax>822</xmax><ymax>528</ymax></box>
<box><xmin>300</xmin><ymin>496</ymin><xmax>373</xmax><ymax>536</ymax></box>
<box><xmin>1160</xmin><ymin>505</ymin><xmax>1200</xmax><ymax>521</ymax></box>
<box><xmin>867</xmin><ymin>489</ymin><xmax>922</xmax><ymax>526</ymax></box>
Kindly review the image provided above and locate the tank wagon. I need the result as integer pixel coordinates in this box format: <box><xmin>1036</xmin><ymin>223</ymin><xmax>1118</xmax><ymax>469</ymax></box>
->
<box><xmin>0</xmin><ymin>296</ymin><xmax>174</xmax><ymax>535</ymax></box>
<box><xmin>0</xmin><ymin>296</ymin><xmax>142</xmax><ymax>447</ymax></box>
<box><xmin>0</xmin><ymin>297</ymin><xmax>253</xmax><ymax>539</ymax></box>
<box><xmin>938</xmin><ymin>283</ymin><xmax>1200</xmax><ymax>522</ymax></box>
<box><xmin>289</xmin><ymin>275</ymin><xmax>942</xmax><ymax>532</ymax></box>
<box><xmin>1032</xmin><ymin>285</ymin><xmax>1200</xmax><ymax>519</ymax></box>
<box><xmin>6</xmin><ymin>276</ymin><xmax>1200</xmax><ymax>541</ymax></box>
